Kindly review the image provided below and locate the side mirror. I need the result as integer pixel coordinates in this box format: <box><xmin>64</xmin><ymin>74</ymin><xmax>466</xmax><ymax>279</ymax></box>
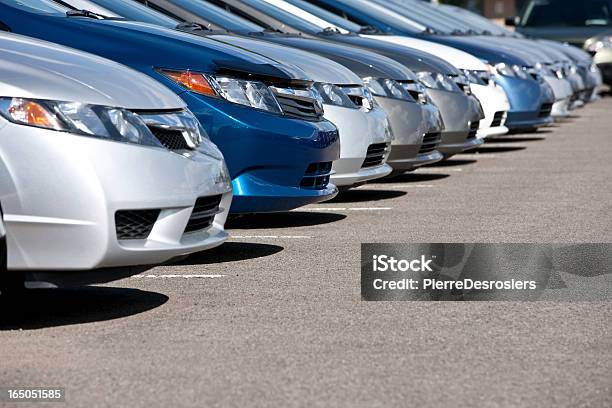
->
<box><xmin>505</xmin><ymin>16</ymin><xmax>519</xmax><ymax>27</ymax></box>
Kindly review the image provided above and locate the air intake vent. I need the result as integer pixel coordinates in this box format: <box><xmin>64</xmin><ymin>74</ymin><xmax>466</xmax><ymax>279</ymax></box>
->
<box><xmin>419</xmin><ymin>132</ymin><xmax>442</xmax><ymax>154</ymax></box>
<box><xmin>147</xmin><ymin>126</ymin><xmax>190</xmax><ymax>151</ymax></box>
<box><xmin>468</xmin><ymin>121</ymin><xmax>480</xmax><ymax>139</ymax></box>
<box><xmin>491</xmin><ymin>111</ymin><xmax>505</xmax><ymax>127</ymax></box>
<box><xmin>300</xmin><ymin>162</ymin><xmax>332</xmax><ymax>189</ymax></box>
<box><xmin>184</xmin><ymin>195</ymin><xmax>223</xmax><ymax>234</ymax></box>
<box><xmin>539</xmin><ymin>103</ymin><xmax>553</xmax><ymax>118</ymax></box>
<box><xmin>362</xmin><ymin>143</ymin><xmax>391</xmax><ymax>168</ymax></box>
<box><xmin>115</xmin><ymin>209</ymin><xmax>160</xmax><ymax>240</ymax></box>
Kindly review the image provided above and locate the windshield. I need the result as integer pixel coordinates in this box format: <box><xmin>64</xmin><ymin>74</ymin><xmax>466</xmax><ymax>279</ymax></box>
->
<box><xmin>164</xmin><ymin>0</ymin><xmax>264</xmax><ymax>33</ymax></box>
<box><xmin>283</xmin><ymin>0</ymin><xmax>363</xmax><ymax>32</ymax></box>
<box><xmin>84</xmin><ymin>0</ymin><xmax>178</xmax><ymax>28</ymax></box>
<box><xmin>0</xmin><ymin>0</ymin><xmax>69</xmax><ymax>15</ymax></box>
<box><xmin>522</xmin><ymin>0</ymin><xmax>612</xmax><ymax>27</ymax></box>
<box><xmin>239</xmin><ymin>0</ymin><xmax>334</xmax><ymax>34</ymax></box>
<box><xmin>372</xmin><ymin>0</ymin><xmax>470</xmax><ymax>34</ymax></box>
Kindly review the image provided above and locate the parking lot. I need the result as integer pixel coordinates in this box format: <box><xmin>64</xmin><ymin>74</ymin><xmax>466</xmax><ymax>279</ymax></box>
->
<box><xmin>1</xmin><ymin>97</ymin><xmax>611</xmax><ymax>407</ymax></box>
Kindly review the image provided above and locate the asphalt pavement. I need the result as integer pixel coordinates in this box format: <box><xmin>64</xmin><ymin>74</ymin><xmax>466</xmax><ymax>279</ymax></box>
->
<box><xmin>1</xmin><ymin>97</ymin><xmax>611</xmax><ymax>408</ymax></box>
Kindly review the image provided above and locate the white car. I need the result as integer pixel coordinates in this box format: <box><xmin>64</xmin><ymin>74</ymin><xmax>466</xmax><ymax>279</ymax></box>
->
<box><xmin>0</xmin><ymin>32</ymin><xmax>232</xmax><ymax>289</ymax></box>
<box><xmin>264</xmin><ymin>0</ymin><xmax>510</xmax><ymax>139</ymax></box>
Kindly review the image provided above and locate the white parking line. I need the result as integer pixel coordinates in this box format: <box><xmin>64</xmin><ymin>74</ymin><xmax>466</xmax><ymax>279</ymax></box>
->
<box><xmin>297</xmin><ymin>207</ymin><xmax>392</xmax><ymax>211</ymax></box>
<box><xmin>132</xmin><ymin>274</ymin><xmax>226</xmax><ymax>279</ymax></box>
<box><xmin>231</xmin><ymin>235</ymin><xmax>313</xmax><ymax>239</ymax></box>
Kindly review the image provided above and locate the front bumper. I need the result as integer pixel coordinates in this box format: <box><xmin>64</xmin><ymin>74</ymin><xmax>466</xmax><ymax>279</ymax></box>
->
<box><xmin>429</xmin><ymin>90</ymin><xmax>484</xmax><ymax>156</ymax></box>
<box><xmin>325</xmin><ymin>105</ymin><xmax>393</xmax><ymax>187</ymax></box>
<box><xmin>374</xmin><ymin>97</ymin><xmax>444</xmax><ymax>171</ymax></box>
<box><xmin>182</xmin><ymin>93</ymin><xmax>340</xmax><ymax>213</ymax></box>
<box><xmin>470</xmin><ymin>83</ymin><xmax>510</xmax><ymax>139</ymax></box>
<box><xmin>543</xmin><ymin>76</ymin><xmax>573</xmax><ymax>117</ymax></box>
<box><xmin>495</xmin><ymin>75</ymin><xmax>555</xmax><ymax>130</ymax></box>
<box><xmin>595</xmin><ymin>49</ymin><xmax>612</xmax><ymax>85</ymax></box>
<box><xmin>0</xmin><ymin>120</ymin><xmax>232</xmax><ymax>272</ymax></box>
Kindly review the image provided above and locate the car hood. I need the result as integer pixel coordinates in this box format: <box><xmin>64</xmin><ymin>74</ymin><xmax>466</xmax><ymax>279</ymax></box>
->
<box><xmin>258</xmin><ymin>34</ymin><xmax>418</xmax><ymax>81</ymax></box>
<box><xmin>362</xmin><ymin>35</ymin><xmax>488</xmax><ymax>71</ymax></box>
<box><xmin>324</xmin><ymin>34</ymin><xmax>461</xmax><ymax>75</ymax></box>
<box><xmin>0</xmin><ymin>32</ymin><xmax>184</xmax><ymax>110</ymax></box>
<box><xmin>430</xmin><ymin>35</ymin><xmax>532</xmax><ymax>66</ymax></box>
<box><xmin>209</xmin><ymin>34</ymin><xmax>362</xmax><ymax>85</ymax></box>
<box><xmin>0</xmin><ymin>6</ymin><xmax>311</xmax><ymax>85</ymax></box>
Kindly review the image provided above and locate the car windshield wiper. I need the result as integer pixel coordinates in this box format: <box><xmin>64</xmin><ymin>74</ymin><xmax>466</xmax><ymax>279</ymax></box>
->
<box><xmin>358</xmin><ymin>25</ymin><xmax>381</xmax><ymax>34</ymax></box>
<box><xmin>176</xmin><ymin>22</ymin><xmax>211</xmax><ymax>32</ymax></box>
<box><xmin>66</xmin><ymin>9</ymin><xmax>106</xmax><ymax>20</ymax></box>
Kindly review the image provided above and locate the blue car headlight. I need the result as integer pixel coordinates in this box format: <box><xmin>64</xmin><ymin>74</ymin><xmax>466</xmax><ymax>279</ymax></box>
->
<box><xmin>160</xmin><ymin>69</ymin><xmax>282</xmax><ymax>114</ymax></box>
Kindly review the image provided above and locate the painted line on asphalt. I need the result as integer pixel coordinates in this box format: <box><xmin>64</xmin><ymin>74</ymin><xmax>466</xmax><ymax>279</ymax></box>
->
<box><xmin>132</xmin><ymin>274</ymin><xmax>226</xmax><ymax>279</ymax></box>
<box><xmin>297</xmin><ymin>207</ymin><xmax>392</xmax><ymax>212</ymax></box>
<box><xmin>231</xmin><ymin>235</ymin><xmax>313</xmax><ymax>239</ymax></box>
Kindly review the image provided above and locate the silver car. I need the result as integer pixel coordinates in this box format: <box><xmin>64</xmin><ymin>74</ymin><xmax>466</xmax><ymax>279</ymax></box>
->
<box><xmin>0</xmin><ymin>32</ymin><xmax>232</xmax><ymax>289</ymax></box>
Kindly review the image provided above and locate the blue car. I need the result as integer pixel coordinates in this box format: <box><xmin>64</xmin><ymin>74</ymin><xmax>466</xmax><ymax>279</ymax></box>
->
<box><xmin>0</xmin><ymin>0</ymin><xmax>340</xmax><ymax>213</ymax></box>
<box><xmin>307</xmin><ymin>0</ymin><xmax>556</xmax><ymax>131</ymax></box>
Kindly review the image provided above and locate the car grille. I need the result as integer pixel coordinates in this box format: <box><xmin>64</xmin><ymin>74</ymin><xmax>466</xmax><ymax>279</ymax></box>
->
<box><xmin>115</xmin><ymin>209</ymin><xmax>160</xmax><ymax>240</ymax></box>
<box><xmin>274</xmin><ymin>93</ymin><xmax>323</xmax><ymax>121</ymax></box>
<box><xmin>419</xmin><ymin>132</ymin><xmax>442</xmax><ymax>155</ymax></box>
<box><xmin>184</xmin><ymin>195</ymin><xmax>223</xmax><ymax>234</ymax></box>
<box><xmin>491</xmin><ymin>111</ymin><xmax>505</xmax><ymax>127</ymax></box>
<box><xmin>300</xmin><ymin>161</ymin><xmax>332</xmax><ymax>189</ymax></box>
<box><xmin>147</xmin><ymin>126</ymin><xmax>190</xmax><ymax>151</ymax></box>
<box><xmin>467</xmin><ymin>121</ymin><xmax>480</xmax><ymax>139</ymax></box>
<box><xmin>539</xmin><ymin>103</ymin><xmax>553</xmax><ymax>118</ymax></box>
<box><xmin>362</xmin><ymin>143</ymin><xmax>391</xmax><ymax>168</ymax></box>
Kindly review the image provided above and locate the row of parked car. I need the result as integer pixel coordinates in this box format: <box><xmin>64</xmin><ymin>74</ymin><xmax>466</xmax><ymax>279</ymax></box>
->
<box><xmin>0</xmin><ymin>0</ymin><xmax>605</xmax><ymax>291</ymax></box>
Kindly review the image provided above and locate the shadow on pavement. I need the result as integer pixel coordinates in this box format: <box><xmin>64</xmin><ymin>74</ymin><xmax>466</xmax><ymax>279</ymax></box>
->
<box><xmin>372</xmin><ymin>172</ymin><xmax>450</xmax><ymax>184</ymax></box>
<box><xmin>0</xmin><ymin>287</ymin><xmax>168</xmax><ymax>330</ymax></box>
<box><xmin>427</xmin><ymin>159</ymin><xmax>477</xmax><ymax>167</ymax></box>
<box><xmin>326</xmin><ymin>189</ymin><xmax>407</xmax><ymax>203</ymax></box>
<box><xmin>490</xmin><ymin>136</ymin><xmax>545</xmax><ymax>143</ymax></box>
<box><xmin>227</xmin><ymin>211</ymin><xmax>346</xmax><ymax>229</ymax></box>
<box><xmin>174</xmin><ymin>242</ymin><xmax>283</xmax><ymax>265</ymax></box>
<box><xmin>466</xmin><ymin>146</ymin><xmax>527</xmax><ymax>154</ymax></box>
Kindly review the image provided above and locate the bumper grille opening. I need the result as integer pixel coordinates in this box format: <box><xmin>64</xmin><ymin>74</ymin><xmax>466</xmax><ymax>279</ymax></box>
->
<box><xmin>184</xmin><ymin>195</ymin><xmax>223</xmax><ymax>234</ymax></box>
<box><xmin>419</xmin><ymin>132</ymin><xmax>442</xmax><ymax>155</ymax></box>
<box><xmin>147</xmin><ymin>126</ymin><xmax>190</xmax><ymax>151</ymax></box>
<box><xmin>300</xmin><ymin>161</ymin><xmax>332</xmax><ymax>189</ymax></box>
<box><xmin>362</xmin><ymin>143</ymin><xmax>391</xmax><ymax>168</ymax></box>
<box><xmin>491</xmin><ymin>111</ymin><xmax>505</xmax><ymax>127</ymax></box>
<box><xmin>115</xmin><ymin>209</ymin><xmax>160</xmax><ymax>240</ymax></box>
<box><xmin>467</xmin><ymin>121</ymin><xmax>480</xmax><ymax>139</ymax></box>
<box><xmin>539</xmin><ymin>103</ymin><xmax>553</xmax><ymax>118</ymax></box>
<box><xmin>274</xmin><ymin>93</ymin><xmax>323</xmax><ymax>121</ymax></box>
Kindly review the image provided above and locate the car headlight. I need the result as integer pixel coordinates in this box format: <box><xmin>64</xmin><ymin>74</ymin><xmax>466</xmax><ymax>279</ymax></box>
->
<box><xmin>160</xmin><ymin>69</ymin><xmax>282</xmax><ymax>114</ymax></box>
<box><xmin>417</xmin><ymin>72</ymin><xmax>460</xmax><ymax>92</ymax></box>
<box><xmin>339</xmin><ymin>85</ymin><xmax>375</xmax><ymax>110</ymax></box>
<box><xmin>399</xmin><ymin>81</ymin><xmax>430</xmax><ymax>104</ymax></box>
<box><xmin>585</xmin><ymin>35</ymin><xmax>612</xmax><ymax>53</ymax></box>
<box><xmin>313</xmin><ymin>83</ymin><xmax>356</xmax><ymax>108</ymax></box>
<box><xmin>363</xmin><ymin>77</ymin><xmax>414</xmax><ymax>101</ymax></box>
<box><xmin>0</xmin><ymin>97</ymin><xmax>163</xmax><ymax>147</ymax></box>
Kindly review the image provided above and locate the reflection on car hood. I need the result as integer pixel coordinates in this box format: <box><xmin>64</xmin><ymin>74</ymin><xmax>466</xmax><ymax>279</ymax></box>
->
<box><xmin>0</xmin><ymin>32</ymin><xmax>184</xmax><ymax>110</ymax></box>
<box><xmin>210</xmin><ymin>34</ymin><xmax>362</xmax><ymax>85</ymax></box>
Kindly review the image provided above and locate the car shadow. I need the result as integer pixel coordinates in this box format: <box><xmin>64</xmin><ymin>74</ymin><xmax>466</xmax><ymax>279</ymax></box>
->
<box><xmin>325</xmin><ymin>189</ymin><xmax>407</xmax><ymax>203</ymax></box>
<box><xmin>426</xmin><ymin>159</ymin><xmax>477</xmax><ymax>167</ymax></box>
<box><xmin>173</xmin><ymin>242</ymin><xmax>283</xmax><ymax>265</ymax></box>
<box><xmin>489</xmin><ymin>136</ymin><xmax>546</xmax><ymax>143</ymax></box>
<box><xmin>371</xmin><ymin>172</ymin><xmax>450</xmax><ymax>184</ymax></box>
<box><xmin>226</xmin><ymin>211</ymin><xmax>346</xmax><ymax>230</ymax></box>
<box><xmin>0</xmin><ymin>287</ymin><xmax>168</xmax><ymax>330</ymax></box>
<box><xmin>465</xmin><ymin>146</ymin><xmax>527</xmax><ymax>154</ymax></box>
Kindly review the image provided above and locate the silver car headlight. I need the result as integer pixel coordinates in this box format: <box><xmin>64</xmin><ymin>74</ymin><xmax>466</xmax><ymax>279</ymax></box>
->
<box><xmin>417</xmin><ymin>72</ymin><xmax>460</xmax><ymax>92</ymax></box>
<box><xmin>399</xmin><ymin>81</ymin><xmax>430</xmax><ymax>104</ymax></box>
<box><xmin>313</xmin><ymin>83</ymin><xmax>356</xmax><ymax>108</ymax></box>
<box><xmin>160</xmin><ymin>69</ymin><xmax>282</xmax><ymax>114</ymax></box>
<box><xmin>340</xmin><ymin>85</ymin><xmax>374</xmax><ymax>110</ymax></box>
<box><xmin>0</xmin><ymin>97</ymin><xmax>163</xmax><ymax>147</ymax></box>
<box><xmin>585</xmin><ymin>35</ymin><xmax>612</xmax><ymax>53</ymax></box>
<box><xmin>363</xmin><ymin>77</ymin><xmax>414</xmax><ymax>101</ymax></box>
